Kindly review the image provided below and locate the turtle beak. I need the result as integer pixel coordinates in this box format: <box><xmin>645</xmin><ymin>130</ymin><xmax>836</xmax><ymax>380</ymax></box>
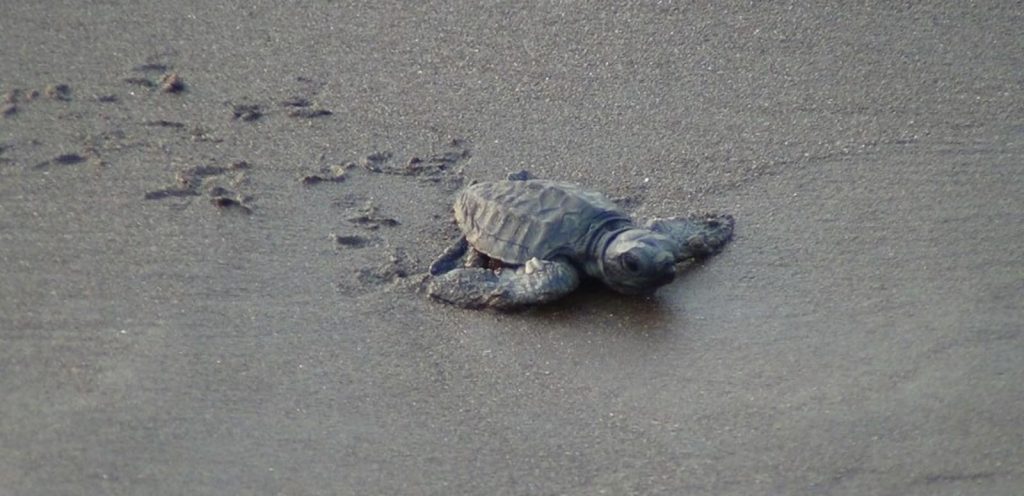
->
<box><xmin>652</xmin><ymin>252</ymin><xmax>677</xmax><ymax>286</ymax></box>
<box><xmin>655</xmin><ymin>251</ymin><xmax>675</xmax><ymax>267</ymax></box>
<box><xmin>654</xmin><ymin>265</ymin><xmax>676</xmax><ymax>287</ymax></box>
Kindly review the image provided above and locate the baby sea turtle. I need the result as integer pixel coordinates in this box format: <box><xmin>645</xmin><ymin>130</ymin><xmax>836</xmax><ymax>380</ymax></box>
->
<box><xmin>428</xmin><ymin>172</ymin><xmax>734</xmax><ymax>309</ymax></box>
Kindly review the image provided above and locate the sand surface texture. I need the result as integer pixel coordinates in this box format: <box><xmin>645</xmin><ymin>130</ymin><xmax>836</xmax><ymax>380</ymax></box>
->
<box><xmin>2</xmin><ymin>2</ymin><xmax>1022</xmax><ymax>495</ymax></box>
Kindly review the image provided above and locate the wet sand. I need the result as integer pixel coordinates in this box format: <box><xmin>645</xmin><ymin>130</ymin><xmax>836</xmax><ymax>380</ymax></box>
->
<box><xmin>2</xmin><ymin>2</ymin><xmax>1022</xmax><ymax>494</ymax></box>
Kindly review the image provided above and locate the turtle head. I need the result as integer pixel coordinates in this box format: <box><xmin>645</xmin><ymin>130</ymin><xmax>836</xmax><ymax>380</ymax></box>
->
<box><xmin>600</xmin><ymin>229</ymin><xmax>678</xmax><ymax>295</ymax></box>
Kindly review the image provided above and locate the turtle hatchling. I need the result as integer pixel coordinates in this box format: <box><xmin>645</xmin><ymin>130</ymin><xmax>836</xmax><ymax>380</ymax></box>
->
<box><xmin>428</xmin><ymin>172</ymin><xmax>735</xmax><ymax>309</ymax></box>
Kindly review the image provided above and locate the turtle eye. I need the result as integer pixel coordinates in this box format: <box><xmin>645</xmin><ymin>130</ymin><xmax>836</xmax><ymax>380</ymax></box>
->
<box><xmin>621</xmin><ymin>252</ymin><xmax>641</xmax><ymax>272</ymax></box>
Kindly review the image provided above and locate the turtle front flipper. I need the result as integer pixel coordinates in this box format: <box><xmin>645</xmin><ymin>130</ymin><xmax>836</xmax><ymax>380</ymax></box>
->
<box><xmin>506</xmin><ymin>170</ymin><xmax>534</xmax><ymax>181</ymax></box>
<box><xmin>429</xmin><ymin>236</ymin><xmax>469</xmax><ymax>276</ymax></box>
<box><xmin>646</xmin><ymin>213</ymin><xmax>735</xmax><ymax>261</ymax></box>
<box><xmin>428</xmin><ymin>258</ymin><xmax>580</xmax><ymax>309</ymax></box>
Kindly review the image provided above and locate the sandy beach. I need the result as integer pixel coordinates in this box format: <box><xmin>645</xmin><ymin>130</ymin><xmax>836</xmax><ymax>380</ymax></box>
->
<box><xmin>2</xmin><ymin>2</ymin><xmax>1022</xmax><ymax>494</ymax></box>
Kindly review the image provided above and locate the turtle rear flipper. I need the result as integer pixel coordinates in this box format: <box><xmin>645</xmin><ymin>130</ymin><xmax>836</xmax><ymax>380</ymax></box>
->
<box><xmin>646</xmin><ymin>214</ymin><xmax>735</xmax><ymax>261</ymax></box>
<box><xmin>428</xmin><ymin>258</ymin><xmax>580</xmax><ymax>309</ymax></box>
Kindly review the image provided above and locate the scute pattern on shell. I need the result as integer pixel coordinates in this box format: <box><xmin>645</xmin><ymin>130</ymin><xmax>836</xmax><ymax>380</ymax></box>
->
<box><xmin>454</xmin><ymin>180</ymin><xmax>629</xmax><ymax>264</ymax></box>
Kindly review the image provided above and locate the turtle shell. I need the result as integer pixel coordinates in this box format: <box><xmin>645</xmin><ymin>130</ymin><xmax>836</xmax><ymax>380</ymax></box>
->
<box><xmin>454</xmin><ymin>179</ymin><xmax>631</xmax><ymax>264</ymax></box>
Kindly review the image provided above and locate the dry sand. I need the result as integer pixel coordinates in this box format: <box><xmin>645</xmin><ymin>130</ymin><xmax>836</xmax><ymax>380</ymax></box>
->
<box><xmin>1</xmin><ymin>2</ymin><xmax>1022</xmax><ymax>495</ymax></box>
